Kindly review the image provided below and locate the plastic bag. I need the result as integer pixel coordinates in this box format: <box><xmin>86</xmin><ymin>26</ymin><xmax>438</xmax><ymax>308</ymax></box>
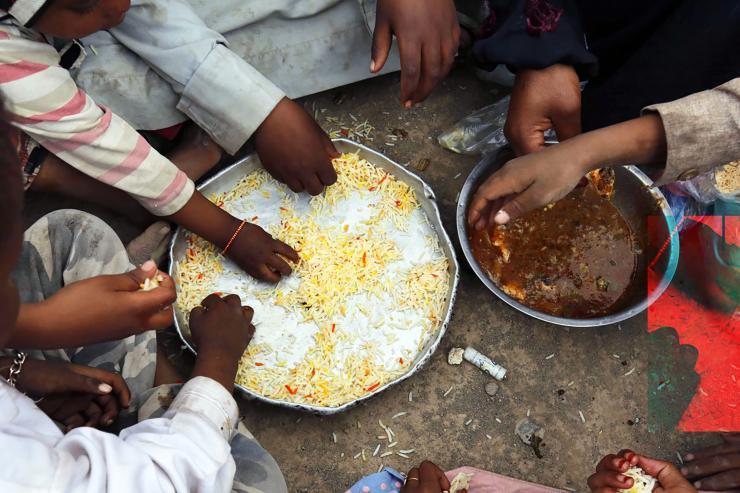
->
<box><xmin>438</xmin><ymin>95</ymin><xmax>554</xmax><ymax>156</ymax></box>
<box><xmin>437</xmin><ymin>96</ymin><xmax>511</xmax><ymax>155</ymax></box>
<box><xmin>665</xmin><ymin>170</ymin><xmax>722</xmax><ymax>205</ymax></box>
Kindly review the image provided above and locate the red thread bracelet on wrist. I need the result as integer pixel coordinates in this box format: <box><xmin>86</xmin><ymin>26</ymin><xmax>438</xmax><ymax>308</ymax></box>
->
<box><xmin>223</xmin><ymin>219</ymin><xmax>247</xmax><ymax>255</ymax></box>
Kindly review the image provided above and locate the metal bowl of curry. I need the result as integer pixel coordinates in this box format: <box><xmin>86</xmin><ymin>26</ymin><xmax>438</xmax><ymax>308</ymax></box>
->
<box><xmin>456</xmin><ymin>145</ymin><xmax>679</xmax><ymax>327</ymax></box>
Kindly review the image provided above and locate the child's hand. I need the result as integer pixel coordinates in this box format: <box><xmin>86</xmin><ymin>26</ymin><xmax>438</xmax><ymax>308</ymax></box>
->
<box><xmin>505</xmin><ymin>64</ymin><xmax>582</xmax><ymax>155</ymax></box>
<box><xmin>17</xmin><ymin>261</ymin><xmax>176</xmax><ymax>348</ymax></box>
<box><xmin>190</xmin><ymin>294</ymin><xmax>256</xmax><ymax>392</ymax></box>
<box><xmin>9</xmin><ymin>358</ymin><xmax>130</xmax><ymax>431</ymax></box>
<box><xmin>588</xmin><ymin>450</ymin><xmax>697</xmax><ymax>493</ymax></box>
<box><xmin>372</xmin><ymin>0</ymin><xmax>459</xmax><ymax>107</ymax></box>
<box><xmin>254</xmin><ymin>97</ymin><xmax>339</xmax><ymax>196</ymax></box>
<box><xmin>682</xmin><ymin>434</ymin><xmax>740</xmax><ymax>491</ymax></box>
<box><xmin>401</xmin><ymin>461</ymin><xmax>454</xmax><ymax>493</ymax></box>
<box><xmin>226</xmin><ymin>222</ymin><xmax>300</xmax><ymax>283</ymax></box>
<box><xmin>467</xmin><ymin>142</ymin><xmax>591</xmax><ymax>230</ymax></box>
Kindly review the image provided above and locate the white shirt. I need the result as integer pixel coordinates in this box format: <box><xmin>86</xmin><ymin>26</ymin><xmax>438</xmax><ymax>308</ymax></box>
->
<box><xmin>0</xmin><ymin>377</ymin><xmax>239</xmax><ymax>493</ymax></box>
<box><xmin>75</xmin><ymin>0</ymin><xmax>384</xmax><ymax>154</ymax></box>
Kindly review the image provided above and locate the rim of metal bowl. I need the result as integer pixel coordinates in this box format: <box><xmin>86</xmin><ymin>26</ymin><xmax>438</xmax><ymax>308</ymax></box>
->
<box><xmin>170</xmin><ymin>139</ymin><xmax>459</xmax><ymax>414</ymax></box>
<box><xmin>455</xmin><ymin>146</ymin><xmax>679</xmax><ymax>328</ymax></box>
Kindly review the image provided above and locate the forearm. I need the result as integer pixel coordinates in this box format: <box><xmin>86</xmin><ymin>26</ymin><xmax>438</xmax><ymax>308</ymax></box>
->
<box><xmin>10</xmin><ymin>305</ymin><xmax>136</xmax><ymax>349</ymax></box>
<box><xmin>166</xmin><ymin>192</ymin><xmax>241</xmax><ymax>250</ymax></box>
<box><xmin>570</xmin><ymin>114</ymin><xmax>668</xmax><ymax>173</ymax></box>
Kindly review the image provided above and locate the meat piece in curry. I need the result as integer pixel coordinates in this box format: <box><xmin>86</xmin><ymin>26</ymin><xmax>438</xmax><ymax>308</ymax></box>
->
<box><xmin>469</xmin><ymin>173</ymin><xmax>637</xmax><ymax>318</ymax></box>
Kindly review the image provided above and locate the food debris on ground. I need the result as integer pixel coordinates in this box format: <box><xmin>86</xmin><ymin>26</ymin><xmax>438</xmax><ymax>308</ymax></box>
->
<box><xmin>463</xmin><ymin>347</ymin><xmax>507</xmax><ymax>380</ymax></box>
<box><xmin>515</xmin><ymin>417</ymin><xmax>545</xmax><ymax>458</ymax></box>
<box><xmin>449</xmin><ymin>472</ymin><xmax>474</xmax><ymax>493</ymax></box>
<box><xmin>618</xmin><ymin>467</ymin><xmax>656</xmax><ymax>493</ymax></box>
<box><xmin>485</xmin><ymin>381</ymin><xmax>499</xmax><ymax>396</ymax></box>
<box><xmin>448</xmin><ymin>347</ymin><xmax>465</xmax><ymax>365</ymax></box>
<box><xmin>413</xmin><ymin>158</ymin><xmax>431</xmax><ymax>171</ymax></box>
<box><xmin>578</xmin><ymin>410</ymin><xmax>586</xmax><ymax>423</ymax></box>
<box><xmin>443</xmin><ymin>385</ymin><xmax>454</xmax><ymax>397</ymax></box>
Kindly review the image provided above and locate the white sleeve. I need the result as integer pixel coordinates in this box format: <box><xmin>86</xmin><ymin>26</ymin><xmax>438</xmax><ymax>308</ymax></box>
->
<box><xmin>0</xmin><ymin>377</ymin><xmax>238</xmax><ymax>493</ymax></box>
<box><xmin>108</xmin><ymin>0</ymin><xmax>285</xmax><ymax>155</ymax></box>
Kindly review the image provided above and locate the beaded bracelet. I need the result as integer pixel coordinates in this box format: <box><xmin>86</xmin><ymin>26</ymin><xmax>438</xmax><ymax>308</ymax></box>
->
<box><xmin>223</xmin><ymin>220</ymin><xmax>247</xmax><ymax>255</ymax></box>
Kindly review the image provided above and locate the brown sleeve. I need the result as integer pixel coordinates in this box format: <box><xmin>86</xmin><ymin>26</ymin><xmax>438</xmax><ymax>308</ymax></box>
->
<box><xmin>642</xmin><ymin>78</ymin><xmax>740</xmax><ymax>186</ymax></box>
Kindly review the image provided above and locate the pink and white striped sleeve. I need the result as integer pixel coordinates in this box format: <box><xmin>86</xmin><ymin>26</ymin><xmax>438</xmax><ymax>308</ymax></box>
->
<box><xmin>0</xmin><ymin>28</ymin><xmax>194</xmax><ymax>216</ymax></box>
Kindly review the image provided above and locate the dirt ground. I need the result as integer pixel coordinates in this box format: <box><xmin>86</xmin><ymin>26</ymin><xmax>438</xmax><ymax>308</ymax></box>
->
<box><xmin>24</xmin><ymin>67</ymin><xmax>718</xmax><ymax>492</ymax></box>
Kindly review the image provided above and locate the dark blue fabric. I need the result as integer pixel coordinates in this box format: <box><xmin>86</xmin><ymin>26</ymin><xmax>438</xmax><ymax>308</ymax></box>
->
<box><xmin>473</xmin><ymin>0</ymin><xmax>740</xmax><ymax>130</ymax></box>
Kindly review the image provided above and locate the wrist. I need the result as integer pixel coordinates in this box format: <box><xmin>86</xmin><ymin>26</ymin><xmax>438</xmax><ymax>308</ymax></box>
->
<box><xmin>193</xmin><ymin>346</ymin><xmax>241</xmax><ymax>391</ymax></box>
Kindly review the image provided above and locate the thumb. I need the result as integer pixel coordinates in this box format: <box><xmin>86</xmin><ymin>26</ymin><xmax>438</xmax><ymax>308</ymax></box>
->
<box><xmin>636</xmin><ymin>456</ymin><xmax>691</xmax><ymax>489</ymax></box>
<box><xmin>129</xmin><ymin>259</ymin><xmax>160</xmax><ymax>285</ymax></box>
<box><xmin>498</xmin><ymin>186</ymin><xmax>544</xmax><ymax>224</ymax></box>
<box><xmin>324</xmin><ymin>136</ymin><xmax>340</xmax><ymax>158</ymax></box>
<box><xmin>110</xmin><ymin>260</ymin><xmax>161</xmax><ymax>291</ymax></box>
<box><xmin>371</xmin><ymin>18</ymin><xmax>392</xmax><ymax>73</ymax></box>
<box><xmin>552</xmin><ymin>111</ymin><xmax>582</xmax><ymax>142</ymax></box>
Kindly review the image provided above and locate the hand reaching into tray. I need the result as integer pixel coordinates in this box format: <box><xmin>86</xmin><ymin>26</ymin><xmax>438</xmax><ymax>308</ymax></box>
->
<box><xmin>255</xmin><ymin>97</ymin><xmax>339</xmax><ymax>196</ymax></box>
<box><xmin>226</xmin><ymin>221</ymin><xmax>300</xmax><ymax>283</ymax></box>
<box><xmin>190</xmin><ymin>294</ymin><xmax>256</xmax><ymax>392</ymax></box>
<box><xmin>468</xmin><ymin>114</ymin><xmax>668</xmax><ymax>229</ymax></box>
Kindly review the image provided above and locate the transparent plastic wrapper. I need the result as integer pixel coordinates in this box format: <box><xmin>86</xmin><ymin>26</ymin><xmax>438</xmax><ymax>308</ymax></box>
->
<box><xmin>660</xmin><ymin>186</ymin><xmax>710</xmax><ymax>233</ymax></box>
<box><xmin>438</xmin><ymin>95</ymin><xmax>511</xmax><ymax>155</ymax></box>
<box><xmin>438</xmin><ymin>95</ymin><xmax>555</xmax><ymax>156</ymax></box>
<box><xmin>665</xmin><ymin>170</ymin><xmax>722</xmax><ymax>205</ymax></box>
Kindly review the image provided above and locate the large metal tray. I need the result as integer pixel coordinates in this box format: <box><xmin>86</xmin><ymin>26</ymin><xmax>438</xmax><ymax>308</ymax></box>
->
<box><xmin>170</xmin><ymin>139</ymin><xmax>459</xmax><ymax>414</ymax></box>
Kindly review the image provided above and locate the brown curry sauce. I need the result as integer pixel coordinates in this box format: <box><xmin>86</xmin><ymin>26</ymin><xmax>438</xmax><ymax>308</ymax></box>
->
<box><xmin>469</xmin><ymin>178</ymin><xmax>637</xmax><ymax>318</ymax></box>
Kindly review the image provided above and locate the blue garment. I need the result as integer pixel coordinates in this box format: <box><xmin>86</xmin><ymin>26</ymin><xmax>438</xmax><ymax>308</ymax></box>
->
<box><xmin>347</xmin><ymin>467</ymin><xmax>406</xmax><ymax>493</ymax></box>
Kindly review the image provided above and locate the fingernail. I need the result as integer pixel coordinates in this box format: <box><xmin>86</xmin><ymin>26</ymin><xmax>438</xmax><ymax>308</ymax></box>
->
<box><xmin>103</xmin><ymin>417</ymin><xmax>113</xmax><ymax>426</ymax></box>
<box><xmin>98</xmin><ymin>383</ymin><xmax>113</xmax><ymax>393</ymax></box>
<box><xmin>685</xmin><ymin>453</ymin><xmax>694</xmax><ymax>461</ymax></box>
<box><xmin>694</xmin><ymin>481</ymin><xmax>701</xmax><ymax>488</ymax></box>
<box><xmin>159</xmin><ymin>225</ymin><xmax>170</xmax><ymax>235</ymax></box>
<box><xmin>681</xmin><ymin>467</ymin><xmax>688</xmax><ymax>475</ymax></box>
<box><xmin>404</xmin><ymin>100</ymin><xmax>412</xmax><ymax>109</ymax></box>
<box><xmin>370</xmin><ymin>60</ymin><xmax>376</xmax><ymax>72</ymax></box>
<box><xmin>494</xmin><ymin>210</ymin><xmax>510</xmax><ymax>224</ymax></box>
<box><xmin>142</xmin><ymin>260</ymin><xmax>156</xmax><ymax>271</ymax></box>
<box><xmin>617</xmin><ymin>475</ymin><xmax>627</xmax><ymax>482</ymax></box>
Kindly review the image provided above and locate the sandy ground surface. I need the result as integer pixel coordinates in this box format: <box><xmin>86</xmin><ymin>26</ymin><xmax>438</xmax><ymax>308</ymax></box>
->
<box><xmin>24</xmin><ymin>67</ymin><xmax>717</xmax><ymax>492</ymax></box>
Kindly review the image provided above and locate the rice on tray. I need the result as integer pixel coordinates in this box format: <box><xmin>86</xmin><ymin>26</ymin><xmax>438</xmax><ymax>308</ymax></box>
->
<box><xmin>175</xmin><ymin>153</ymin><xmax>450</xmax><ymax>407</ymax></box>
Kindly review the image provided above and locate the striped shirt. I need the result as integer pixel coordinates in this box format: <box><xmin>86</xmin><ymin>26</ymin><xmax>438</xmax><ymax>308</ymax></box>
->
<box><xmin>0</xmin><ymin>24</ymin><xmax>194</xmax><ymax>216</ymax></box>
